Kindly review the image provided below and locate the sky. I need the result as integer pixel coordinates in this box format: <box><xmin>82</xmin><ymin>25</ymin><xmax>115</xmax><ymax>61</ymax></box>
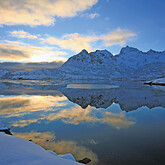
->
<box><xmin>0</xmin><ymin>0</ymin><xmax>165</xmax><ymax>66</ymax></box>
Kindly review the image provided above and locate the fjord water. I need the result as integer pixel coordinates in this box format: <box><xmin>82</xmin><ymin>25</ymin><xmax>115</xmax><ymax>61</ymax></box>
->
<box><xmin>0</xmin><ymin>80</ymin><xmax>165</xmax><ymax>165</ymax></box>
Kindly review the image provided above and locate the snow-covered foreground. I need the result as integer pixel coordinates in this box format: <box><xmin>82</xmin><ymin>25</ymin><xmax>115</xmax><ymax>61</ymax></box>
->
<box><xmin>0</xmin><ymin>132</ymin><xmax>82</xmax><ymax>165</ymax></box>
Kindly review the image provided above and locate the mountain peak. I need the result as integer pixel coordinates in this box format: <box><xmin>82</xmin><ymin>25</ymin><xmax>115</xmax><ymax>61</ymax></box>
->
<box><xmin>94</xmin><ymin>49</ymin><xmax>112</xmax><ymax>55</ymax></box>
<box><xmin>119</xmin><ymin>46</ymin><xmax>140</xmax><ymax>54</ymax></box>
<box><xmin>79</xmin><ymin>49</ymin><xmax>88</xmax><ymax>55</ymax></box>
<box><xmin>147</xmin><ymin>49</ymin><xmax>159</xmax><ymax>54</ymax></box>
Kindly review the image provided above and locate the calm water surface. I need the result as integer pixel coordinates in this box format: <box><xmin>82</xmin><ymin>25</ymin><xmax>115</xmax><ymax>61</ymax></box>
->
<box><xmin>0</xmin><ymin>80</ymin><xmax>165</xmax><ymax>165</ymax></box>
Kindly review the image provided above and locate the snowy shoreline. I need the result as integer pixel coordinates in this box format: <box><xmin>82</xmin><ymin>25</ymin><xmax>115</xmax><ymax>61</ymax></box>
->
<box><xmin>0</xmin><ymin>132</ymin><xmax>83</xmax><ymax>165</ymax></box>
<box><xmin>0</xmin><ymin>121</ymin><xmax>82</xmax><ymax>165</ymax></box>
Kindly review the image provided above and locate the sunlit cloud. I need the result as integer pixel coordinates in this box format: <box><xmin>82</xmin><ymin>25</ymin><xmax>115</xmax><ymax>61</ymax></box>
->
<box><xmin>101</xmin><ymin>112</ymin><xmax>135</xmax><ymax>129</ymax></box>
<box><xmin>12</xmin><ymin>118</ymin><xmax>43</xmax><ymax>127</ymax></box>
<box><xmin>10</xmin><ymin>31</ymin><xmax>38</xmax><ymax>39</ymax></box>
<box><xmin>14</xmin><ymin>131</ymin><xmax>98</xmax><ymax>164</ymax></box>
<box><xmin>0</xmin><ymin>42</ymin><xmax>67</xmax><ymax>62</ymax></box>
<box><xmin>0</xmin><ymin>0</ymin><xmax>98</xmax><ymax>26</ymax></box>
<box><xmin>45</xmin><ymin>33</ymin><xmax>99</xmax><ymax>52</ymax></box>
<box><xmin>46</xmin><ymin>105</ymin><xmax>135</xmax><ymax>129</ymax></box>
<box><xmin>46</xmin><ymin>106</ymin><xmax>97</xmax><ymax>124</ymax></box>
<box><xmin>0</xmin><ymin>95</ymin><xmax>67</xmax><ymax>117</ymax></box>
<box><xmin>4</xmin><ymin>40</ymin><xmax>30</xmax><ymax>46</ymax></box>
<box><xmin>9</xmin><ymin>101</ymin><xmax>135</xmax><ymax>129</ymax></box>
<box><xmin>0</xmin><ymin>43</ymin><xmax>30</xmax><ymax>60</ymax></box>
<box><xmin>9</xmin><ymin>29</ymin><xmax>136</xmax><ymax>54</ymax></box>
<box><xmin>43</xmin><ymin>29</ymin><xmax>135</xmax><ymax>52</ymax></box>
<box><xmin>102</xmin><ymin>28</ymin><xmax>136</xmax><ymax>46</ymax></box>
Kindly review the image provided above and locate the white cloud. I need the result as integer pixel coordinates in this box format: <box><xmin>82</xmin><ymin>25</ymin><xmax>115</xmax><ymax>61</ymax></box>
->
<box><xmin>0</xmin><ymin>0</ymin><xmax>98</xmax><ymax>26</ymax></box>
<box><xmin>89</xmin><ymin>12</ymin><xmax>100</xmax><ymax>19</ymax></box>
<box><xmin>81</xmin><ymin>12</ymin><xmax>100</xmax><ymax>19</ymax></box>
<box><xmin>10</xmin><ymin>31</ymin><xmax>38</xmax><ymax>39</ymax></box>
<box><xmin>105</xmin><ymin>17</ymin><xmax>110</xmax><ymax>21</ymax></box>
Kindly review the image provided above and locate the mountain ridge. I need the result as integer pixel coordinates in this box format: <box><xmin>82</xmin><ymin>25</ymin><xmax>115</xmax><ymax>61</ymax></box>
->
<box><xmin>2</xmin><ymin>46</ymin><xmax>165</xmax><ymax>80</ymax></box>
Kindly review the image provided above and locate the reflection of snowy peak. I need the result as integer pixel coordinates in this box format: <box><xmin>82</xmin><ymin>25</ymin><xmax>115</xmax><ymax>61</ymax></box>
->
<box><xmin>7</xmin><ymin>46</ymin><xmax>165</xmax><ymax>79</ymax></box>
<box><xmin>60</xmin><ymin>82</ymin><xmax>165</xmax><ymax>111</ymax></box>
<box><xmin>60</xmin><ymin>89</ymin><xmax>116</xmax><ymax>109</ymax></box>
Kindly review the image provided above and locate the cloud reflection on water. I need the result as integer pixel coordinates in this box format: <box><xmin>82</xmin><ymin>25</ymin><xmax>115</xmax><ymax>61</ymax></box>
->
<box><xmin>46</xmin><ymin>105</ymin><xmax>135</xmax><ymax>129</ymax></box>
<box><xmin>0</xmin><ymin>95</ymin><xmax>67</xmax><ymax>117</ymax></box>
<box><xmin>0</xmin><ymin>93</ymin><xmax>135</xmax><ymax>129</ymax></box>
<box><xmin>14</xmin><ymin>131</ymin><xmax>98</xmax><ymax>165</ymax></box>
<box><xmin>11</xmin><ymin>103</ymin><xmax>135</xmax><ymax>129</ymax></box>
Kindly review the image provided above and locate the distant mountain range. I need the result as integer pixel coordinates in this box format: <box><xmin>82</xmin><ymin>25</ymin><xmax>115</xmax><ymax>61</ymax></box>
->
<box><xmin>1</xmin><ymin>46</ymin><xmax>165</xmax><ymax>80</ymax></box>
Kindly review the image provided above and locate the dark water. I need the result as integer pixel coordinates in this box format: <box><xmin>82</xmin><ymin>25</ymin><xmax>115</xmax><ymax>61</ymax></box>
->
<box><xmin>0</xmin><ymin>80</ymin><xmax>165</xmax><ymax>165</ymax></box>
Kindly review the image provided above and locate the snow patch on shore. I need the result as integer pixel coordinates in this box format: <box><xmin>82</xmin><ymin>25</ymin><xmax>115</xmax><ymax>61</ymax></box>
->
<box><xmin>0</xmin><ymin>132</ymin><xmax>81</xmax><ymax>165</ymax></box>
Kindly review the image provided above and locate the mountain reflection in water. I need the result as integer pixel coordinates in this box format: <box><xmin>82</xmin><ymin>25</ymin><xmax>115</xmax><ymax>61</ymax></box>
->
<box><xmin>0</xmin><ymin>80</ymin><xmax>165</xmax><ymax>165</ymax></box>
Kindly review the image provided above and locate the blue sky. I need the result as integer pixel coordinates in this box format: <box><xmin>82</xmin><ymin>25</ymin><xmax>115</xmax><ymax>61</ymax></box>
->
<box><xmin>0</xmin><ymin>0</ymin><xmax>165</xmax><ymax>63</ymax></box>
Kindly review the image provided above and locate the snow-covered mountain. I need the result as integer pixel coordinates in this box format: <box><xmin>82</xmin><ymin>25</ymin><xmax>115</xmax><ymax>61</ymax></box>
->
<box><xmin>0</xmin><ymin>70</ymin><xmax>9</xmax><ymax>78</ymax></box>
<box><xmin>5</xmin><ymin>46</ymin><xmax>165</xmax><ymax>80</ymax></box>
